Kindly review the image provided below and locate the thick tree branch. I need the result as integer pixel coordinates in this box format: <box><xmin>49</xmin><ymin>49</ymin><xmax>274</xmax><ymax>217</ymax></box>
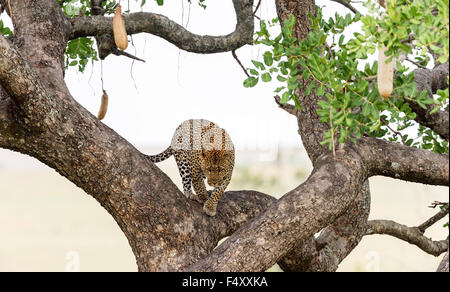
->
<box><xmin>0</xmin><ymin>36</ymin><xmax>56</xmax><ymax>124</ymax></box>
<box><xmin>185</xmin><ymin>146</ymin><xmax>368</xmax><ymax>272</ymax></box>
<box><xmin>410</xmin><ymin>63</ymin><xmax>449</xmax><ymax>140</ymax></box>
<box><xmin>0</xmin><ymin>85</ymin><xmax>27</xmax><ymax>149</ymax></box>
<box><xmin>278</xmin><ymin>180</ymin><xmax>371</xmax><ymax>272</ymax></box>
<box><xmin>366</xmin><ymin>220</ymin><xmax>448</xmax><ymax>256</ymax></box>
<box><xmin>211</xmin><ymin>190</ymin><xmax>276</xmax><ymax>239</ymax></box>
<box><xmin>437</xmin><ymin>250</ymin><xmax>449</xmax><ymax>272</ymax></box>
<box><xmin>70</xmin><ymin>0</ymin><xmax>254</xmax><ymax>57</ymax></box>
<box><xmin>361</xmin><ymin>137</ymin><xmax>449</xmax><ymax>186</ymax></box>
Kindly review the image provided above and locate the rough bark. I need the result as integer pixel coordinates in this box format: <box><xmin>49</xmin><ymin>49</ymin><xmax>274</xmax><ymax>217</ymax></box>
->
<box><xmin>361</xmin><ymin>137</ymin><xmax>449</xmax><ymax>186</ymax></box>
<box><xmin>278</xmin><ymin>180</ymin><xmax>371</xmax><ymax>272</ymax></box>
<box><xmin>437</xmin><ymin>250</ymin><xmax>449</xmax><ymax>272</ymax></box>
<box><xmin>185</xmin><ymin>148</ymin><xmax>369</xmax><ymax>271</ymax></box>
<box><xmin>411</xmin><ymin>63</ymin><xmax>449</xmax><ymax>141</ymax></box>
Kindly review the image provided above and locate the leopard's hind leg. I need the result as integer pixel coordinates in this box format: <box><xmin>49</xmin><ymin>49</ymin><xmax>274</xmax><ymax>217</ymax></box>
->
<box><xmin>173</xmin><ymin>150</ymin><xmax>197</xmax><ymax>201</ymax></box>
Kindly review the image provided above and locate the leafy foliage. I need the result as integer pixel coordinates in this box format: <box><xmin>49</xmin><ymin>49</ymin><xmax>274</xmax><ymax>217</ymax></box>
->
<box><xmin>65</xmin><ymin>37</ymin><xmax>98</xmax><ymax>72</ymax></box>
<box><xmin>0</xmin><ymin>20</ymin><xmax>13</xmax><ymax>37</ymax></box>
<box><xmin>244</xmin><ymin>0</ymin><xmax>449</xmax><ymax>154</ymax></box>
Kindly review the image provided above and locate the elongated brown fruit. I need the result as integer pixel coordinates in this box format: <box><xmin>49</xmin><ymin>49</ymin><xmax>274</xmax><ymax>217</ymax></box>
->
<box><xmin>377</xmin><ymin>45</ymin><xmax>394</xmax><ymax>98</ymax></box>
<box><xmin>113</xmin><ymin>4</ymin><xmax>128</xmax><ymax>50</ymax></box>
<box><xmin>97</xmin><ymin>90</ymin><xmax>109</xmax><ymax>120</ymax></box>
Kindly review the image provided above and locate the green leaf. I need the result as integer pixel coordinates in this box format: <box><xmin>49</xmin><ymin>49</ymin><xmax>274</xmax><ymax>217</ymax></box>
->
<box><xmin>243</xmin><ymin>77</ymin><xmax>259</xmax><ymax>88</ymax></box>
<box><xmin>316</xmin><ymin>84</ymin><xmax>325</xmax><ymax>96</ymax></box>
<box><xmin>261</xmin><ymin>73</ymin><xmax>272</xmax><ymax>82</ymax></box>
<box><xmin>251</xmin><ymin>60</ymin><xmax>266</xmax><ymax>71</ymax></box>
<box><xmin>274</xmin><ymin>86</ymin><xmax>285</xmax><ymax>93</ymax></box>
<box><xmin>249</xmin><ymin>69</ymin><xmax>259</xmax><ymax>76</ymax></box>
<box><xmin>263</xmin><ymin>51</ymin><xmax>274</xmax><ymax>66</ymax></box>
<box><xmin>280</xmin><ymin>91</ymin><xmax>290</xmax><ymax>103</ymax></box>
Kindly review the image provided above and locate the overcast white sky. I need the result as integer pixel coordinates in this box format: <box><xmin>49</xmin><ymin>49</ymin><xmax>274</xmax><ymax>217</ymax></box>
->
<box><xmin>2</xmin><ymin>0</ymin><xmax>361</xmax><ymax>152</ymax></box>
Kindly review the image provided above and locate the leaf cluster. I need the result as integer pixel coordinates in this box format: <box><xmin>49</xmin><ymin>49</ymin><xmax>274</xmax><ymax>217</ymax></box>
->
<box><xmin>244</xmin><ymin>1</ymin><xmax>449</xmax><ymax>153</ymax></box>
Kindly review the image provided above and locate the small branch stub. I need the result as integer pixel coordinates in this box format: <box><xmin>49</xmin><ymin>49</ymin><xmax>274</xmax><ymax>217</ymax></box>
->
<box><xmin>377</xmin><ymin>45</ymin><xmax>394</xmax><ymax>98</ymax></box>
<box><xmin>97</xmin><ymin>90</ymin><xmax>109</xmax><ymax>120</ymax></box>
<box><xmin>113</xmin><ymin>4</ymin><xmax>128</xmax><ymax>50</ymax></box>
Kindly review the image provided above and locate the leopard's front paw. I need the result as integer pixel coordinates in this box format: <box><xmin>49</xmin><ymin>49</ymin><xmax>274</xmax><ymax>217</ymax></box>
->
<box><xmin>203</xmin><ymin>201</ymin><xmax>217</xmax><ymax>216</ymax></box>
<box><xmin>184</xmin><ymin>190</ymin><xmax>195</xmax><ymax>199</ymax></box>
<box><xmin>186</xmin><ymin>192</ymin><xmax>207</xmax><ymax>204</ymax></box>
<box><xmin>195</xmin><ymin>192</ymin><xmax>208</xmax><ymax>203</ymax></box>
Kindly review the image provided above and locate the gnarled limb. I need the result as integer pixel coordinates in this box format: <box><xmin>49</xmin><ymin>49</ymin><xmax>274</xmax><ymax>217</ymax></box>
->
<box><xmin>437</xmin><ymin>250</ymin><xmax>449</xmax><ymax>272</ymax></box>
<box><xmin>278</xmin><ymin>180</ymin><xmax>371</xmax><ymax>272</ymax></box>
<box><xmin>185</xmin><ymin>146</ymin><xmax>369</xmax><ymax>272</ymax></box>
<box><xmin>410</xmin><ymin>63</ymin><xmax>449</xmax><ymax>141</ymax></box>
<box><xmin>366</xmin><ymin>220</ymin><xmax>448</xmax><ymax>256</ymax></box>
<box><xmin>361</xmin><ymin>137</ymin><xmax>449</xmax><ymax>186</ymax></box>
<box><xmin>70</xmin><ymin>0</ymin><xmax>254</xmax><ymax>58</ymax></box>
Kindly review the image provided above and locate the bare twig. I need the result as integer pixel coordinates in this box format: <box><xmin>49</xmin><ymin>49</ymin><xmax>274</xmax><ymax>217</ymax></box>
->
<box><xmin>253</xmin><ymin>0</ymin><xmax>262</xmax><ymax>16</ymax></box>
<box><xmin>430</xmin><ymin>201</ymin><xmax>448</xmax><ymax>209</ymax></box>
<box><xmin>380</xmin><ymin>117</ymin><xmax>407</xmax><ymax>145</ymax></box>
<box><xmin>400</xmin><ymin>34</ymin><xmax>415</xmax><ymax>44</ymax></box>
<box><xmin>329</xmin><ymin>0</ymin><xmax>360</xmax><ymax>14</ymax></box>
<box><xmin>418</xmin><ymin>203</ymin><xmax>449</xmax><ymax>233</ymax></box>
<box><xmin>231</xmin><ymin>49</ymin><xmax>250</xmax><ymax>78</ymax></box>
<box><xmin>7</xmin><ymin>0</ymin><xmax>12</xmax><ymax>20</ymax></box>
<box><xmin>112</xmin><ymin>48</ymin><xmax>145</xmax><ymax>62</ymax></box>
<box><xmin>325</xmin><ymin>43</ymin><xmax>334</xmax><ymax>59</ymax></box>
<box><xmin>405</xmin><ymin>58</ymin><xmax>428</xmax><ymax>69</ymax></box>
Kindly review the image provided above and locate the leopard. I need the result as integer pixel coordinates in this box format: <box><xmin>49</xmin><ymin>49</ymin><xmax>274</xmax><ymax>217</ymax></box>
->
<box><xmin>147</xmin><ymin>119</ymin><xmax>235</xmax><ymax>216</ymax></box>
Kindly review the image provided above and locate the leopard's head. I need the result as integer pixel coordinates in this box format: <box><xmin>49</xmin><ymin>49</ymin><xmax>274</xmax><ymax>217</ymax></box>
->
<box><xmin>200</xmin><ymin>149</ymin><xmax>234</xmax><ymax>187</ymax></box>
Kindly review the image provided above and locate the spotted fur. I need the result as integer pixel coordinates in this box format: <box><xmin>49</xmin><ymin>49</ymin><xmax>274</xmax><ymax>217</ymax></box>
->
<box><xmin>148</xmin><ymin>119</ymin><xmax>235</xmax><ymax>216</ymax></box>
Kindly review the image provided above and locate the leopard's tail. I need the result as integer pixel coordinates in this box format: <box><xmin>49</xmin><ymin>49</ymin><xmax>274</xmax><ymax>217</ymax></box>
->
<box><xmin>147</xmin><ymin>146</ymin><xmax>173</xmax><ymax>163</ymax></box>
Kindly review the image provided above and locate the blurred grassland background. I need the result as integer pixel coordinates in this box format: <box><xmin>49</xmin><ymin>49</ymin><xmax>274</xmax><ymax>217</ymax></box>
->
<box><xmin>0</xmin><ymin>146</ymin><xmax>447</xmax><ymax>272</ymax></box>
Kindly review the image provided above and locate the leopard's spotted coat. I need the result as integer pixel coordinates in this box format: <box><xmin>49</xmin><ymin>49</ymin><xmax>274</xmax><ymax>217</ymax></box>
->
<box><xmin>148</xmin><ymin>119</ymin><xmax>234</xmax><ymax>216</ymax></box>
